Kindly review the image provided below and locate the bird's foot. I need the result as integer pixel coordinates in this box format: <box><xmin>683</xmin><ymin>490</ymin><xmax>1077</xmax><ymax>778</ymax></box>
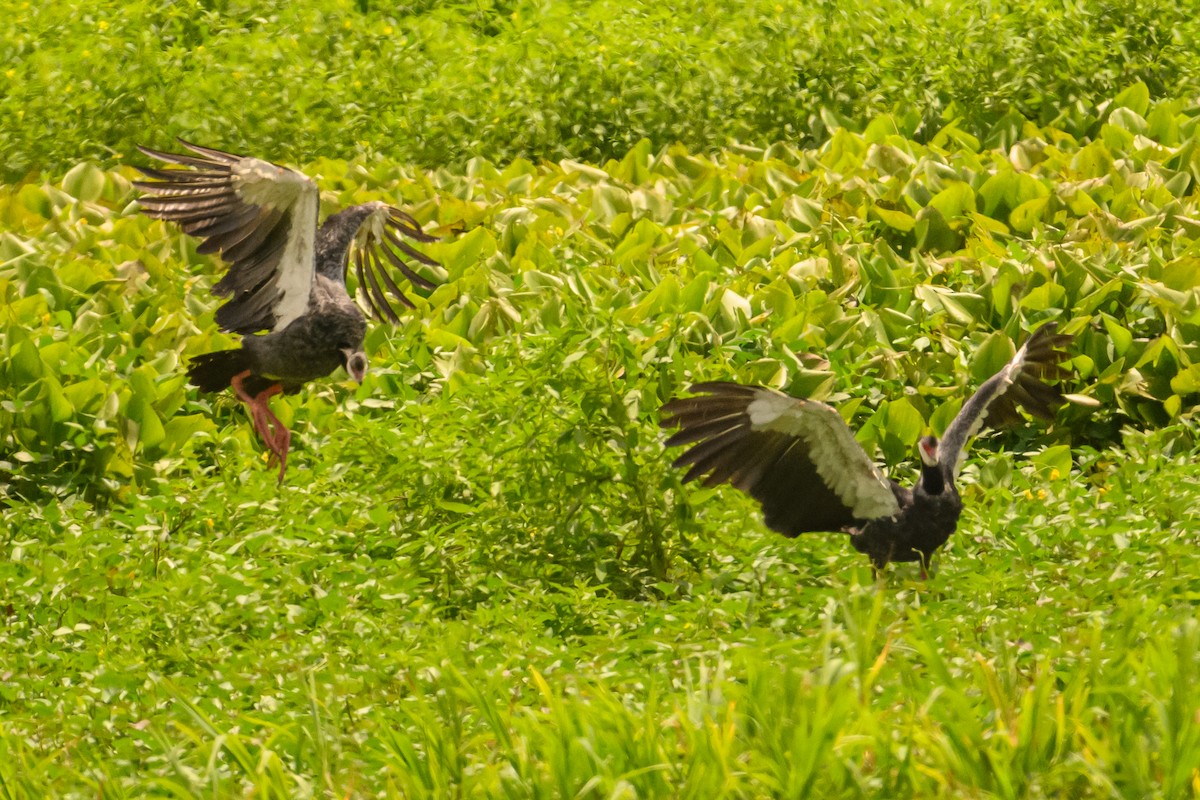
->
<box><xmin>252</xmin><ymin>386</ymin><xmax>289</xmax><ymax>482</ymax></box>
<box><xmin>268</xmin><ymin>427</ymin><xmax>291</xmax><ymax>483</ymax></box>
<box><xmin>230</xmin><ymin>371</ymin><xmax>290</xmax><ymax>480</ymax></box>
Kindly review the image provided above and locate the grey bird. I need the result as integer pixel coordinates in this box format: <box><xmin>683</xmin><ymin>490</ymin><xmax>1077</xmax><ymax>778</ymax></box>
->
<box><xmin>135</xmin><ymin>140</ymin><xmax>442</xmax><ymax>480</ymax></box>
<box><xmin>660</xmin><ymin>323</ymin><xmax>1072</xmax><ymax>575</ymax></box>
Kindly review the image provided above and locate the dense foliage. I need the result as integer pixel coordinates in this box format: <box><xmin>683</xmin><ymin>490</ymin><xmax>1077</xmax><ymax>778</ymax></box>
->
<box><xmin>4</xmin><ymin>92</ymin><xmax>1200</xmax><ymax>793</ymax></box>
<box><xmin>8</xmin><ymin>87</ymin><xmax>1200</xmax><ymax>501</ymax></box>
<box><xmin>6</xmin><ymin>0</ymin><xmax>1200</xmax><ymax>181</ymax></box>
<box><xmin>4</xmin><ymin>2</ymin><xmax>1200</xmax><ymax>795</ymax></box>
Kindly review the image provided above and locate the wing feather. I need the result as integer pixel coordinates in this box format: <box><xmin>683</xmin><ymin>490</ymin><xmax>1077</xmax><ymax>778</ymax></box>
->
<box><xmin>135</xmin><ymin>139</ymin><xmax>319</xmax><ymax>334</ymax></box>
<box><xmin>316</xmin><ymin>202</ymin><xmax>444</xmax><ymax>324</ymax></box>
<box><xmin>363</xmin><ymin>247</ymin><xmax>403</xmax><ymax>323</ymax></box>
<box><xmin>938</xmin><ymin>322</ymin><xmax>1072</xmax><ymax>476</ymax></box>
<box><xmin>662</xmin><ymin>382</ymin><xmax>900</xmax><ymax>536</ymax></box>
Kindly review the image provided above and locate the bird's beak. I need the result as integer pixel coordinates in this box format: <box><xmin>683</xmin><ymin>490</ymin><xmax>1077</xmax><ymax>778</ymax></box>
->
<box><xmin>341</xmin><ymin>348</ymin><xmax>367</xmax><ymax>384</ymax></box>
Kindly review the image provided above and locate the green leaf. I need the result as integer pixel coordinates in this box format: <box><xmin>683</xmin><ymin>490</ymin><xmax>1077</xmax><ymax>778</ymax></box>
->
<box><xmin>62</xmin><ymin>161</ymin><xmax>107</xmax><ymax>202</ymax></box>
<box><xmin>1102</xmin><ymin>315</ymin><xmax>1134</xmax><ymax>357</ymax></box>
<box><xmin>1113</xmin><ymin>81</ymin><xmax>1151</xmax><ymax>116</ymax></box>
<box><xmin>1031</xmin><ymin>445</ymin><xmax>1072</xmax><ymax>480</ymax></box>
<box><xmin>1071</xmin><ymin>141</ymin><xmax>1114</xmax><ymax>179</ymax></box>
<box><xmin>871</xmin><ymin>205</ymin><xmax>916</xmax><ymax>232</ymax></box>
<box><xmin>128</xmin><ymin>397</ymin><xmax>166</xmax><ymax>450</ymax></box>
<box><xmin>42</xmin><ymin>376</ymin><xmax>73</xmax><ymax>423</ymax></box>
<box><xmin>970</xmin><ymin>332</ymin><xmax>1016</xmax><ymax>383</ymax></box>
<box><xmin>928</xmin><ymin>182</ymin><xmax>976</xmax><ymax>219</ymax></box>
<box><xmin>1019</xmin><ymin>282</ymin><xmax>1065</xmax><ymax>311</ymax></box>
<box><xmin>9</xmin><ymin>335</ymin><xmax>45</xmax><ymax>382</ymax></box>
<box><xmin>930</xmin><ymin>396</ymin><xmax>962</xmax><ymax>436</ymax></box>
<box><xmin>162</xmin><ymin>414</ymin><xmax>216</xmax><ymax>450</ymax></box>
<box><xmin>1169</xmin><ymin>364</ymin><xmax>1200</xmax><ymax>396</ymax></box>
<box><xmin>439</xmin><ymin>227</ymin><xmax>496</xmax><ymax>274</ymax></box>
<box><xmin>1164</xmin><ymin>394</ymin><xmax>1182</xmax><ymax>417</ymax></box>
<box><xmin>881</xmin><ymin>397</ymin><xmax>924</xmax><ymax>443</ymax></box>
<box><xmin>1009</xmin><ymin>197</ymin><xmax>1048</xmax><ymax>233</ymax></box>
<box><xmin>436</xmin><ymin>499</ymin><xmax>476</xmax><ymax>514</ymax></box>
<box><xmin>978</xmin><ymin>170</ymin><xmax>1017</xmax><ymax>217</ymax></box>
<box><xmin>913</xmin><ymin>206</ymin><xmax>961</xmax><ymax>253</ymax></box>
<box><xmin>18</xmin><ymin>184</ymin><xmax>52</xmax><ymax>218</ymax></box>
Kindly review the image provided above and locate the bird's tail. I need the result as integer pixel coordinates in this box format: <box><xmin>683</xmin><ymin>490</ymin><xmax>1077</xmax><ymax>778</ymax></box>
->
<box><xmin>187</xmin><ymin>349</ymin><xmax>250</xmax><ymax>393</ymax></box>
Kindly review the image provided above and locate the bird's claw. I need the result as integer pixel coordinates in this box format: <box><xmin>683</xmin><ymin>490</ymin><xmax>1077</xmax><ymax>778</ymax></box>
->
<box><xmin>231</xmin><ymin>371</ymin><xmax>291</xmax><ymax>481</ymax></box>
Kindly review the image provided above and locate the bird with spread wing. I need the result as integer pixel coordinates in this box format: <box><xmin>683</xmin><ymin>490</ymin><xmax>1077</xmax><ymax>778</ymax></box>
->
<box><xmin>661</xmin><ymin>323</ymin><xmax>1073</xmax><ymax>574</ymax></box>
<box><xmin>135</xmin><ymin>140</ymin><xmax>443</xmax><ymax>481</ymax></box>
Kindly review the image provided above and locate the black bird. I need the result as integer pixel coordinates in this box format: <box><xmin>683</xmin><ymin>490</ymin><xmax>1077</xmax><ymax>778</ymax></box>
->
<box><xmin>135</xmin><ymin>140</ymin><xmax>443</xmax><ymax>480</ymax></box>
<box><xmin>661</xmin><ymin>323</ymin><xmax>1072</xmax><ymax>574</ymax></box>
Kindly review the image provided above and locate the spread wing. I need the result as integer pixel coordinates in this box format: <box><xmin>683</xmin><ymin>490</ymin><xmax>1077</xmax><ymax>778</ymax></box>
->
<box><xmin>938</xmin><ymin>322</ymin><xmax>1073</xmax><ymax>477</ymax></box>
<box><xmin>135</xmin><ymin>140</ymin><xmax>320</xmax><ymax>334</ymax></box>
<box><xmin>661</xmin><ymin>382</ymin><xmax>901</xmax><ymax>536</ymax></box>
<box><xmin>315</xmin><ymin>202</ymin><xmax>443</xmax><ymax>324</ymax></box>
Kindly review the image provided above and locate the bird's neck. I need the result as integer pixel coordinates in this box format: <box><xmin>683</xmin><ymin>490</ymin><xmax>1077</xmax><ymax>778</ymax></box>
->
<box><xmin>315</xmin><ymin>205</ymin><xmax>379</xmax><ymax>273</ymax></box>
<box><xmin>919</xmin><ymin>462</ymin><xmax>946</xmax><ymax>495</ymax></box>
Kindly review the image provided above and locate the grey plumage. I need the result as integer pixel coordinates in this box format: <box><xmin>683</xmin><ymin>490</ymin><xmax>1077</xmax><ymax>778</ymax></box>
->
<box><xmin>315</xmin><ymin>205</ymin><xmax>439</xmax><ymax>322</ymax></box>
<box><xmin>135</xmin><ymin>140</ymin><xmax>442</xmax><ymax>479</ymax></box>
<box><xmin>661</xmin><ymin>323</ymin><xmax>1073</xmax><ymax>572</ymax></box>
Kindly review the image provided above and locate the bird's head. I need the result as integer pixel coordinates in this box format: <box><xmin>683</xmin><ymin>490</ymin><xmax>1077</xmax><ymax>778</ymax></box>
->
<box><xmin>341</xmin><ymin>348</ymin><xmax>368</xmax><ymax>384</ymax></box>
<box><xmin>918</xmin><ymin>435</ymin><xmax>940</xmax><ymax>468</ymax></box>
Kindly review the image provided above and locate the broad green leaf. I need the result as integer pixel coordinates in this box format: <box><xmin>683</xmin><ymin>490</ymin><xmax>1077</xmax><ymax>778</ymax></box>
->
<box><xmin>1102</xmin><ymin>315</ymin><xmax>1134</xmax><ymax>356</ymax></box>
<box><xmin>1071</xmin><ymin>141</ymin><xmax>1114</xmax><ymax>179</ymax></box>
<box><xmin>18</xmin><ymin>184</ymin><xmax>52</xmax><ymax>218</ymax></box>
<box><xmin>128</xmin><ymin>397</ymin><xmax>166</xmax><ymax>450</ymax></box>
<box><xmin>1113</xmin><ymin>81</ymin><xmax>1151</xmax><ymax>116</ymax></box>
<box><xmin>913</xmin><ymin>206</ymin><xmax>961</xmax><ymax>253</ymax></box>
<box><xmin>62</xmin><ymin>161</ymin><xmax>107</xmax><ymax>202</ymax></box>
<box><xmin>929</xmin><ymin>182</ymin><xmax>976</xmax><ymax>219</ymax></box>
<box><xmin>881</xmin><ymin>397</ymin><xmax>924</xmax><ymax>443</ymax></box>
<box><xmin>1169</xmin><ymin>364</ymin><xmax>1200</xmax><ymax>396</ymax></box>
<box><xmin>1164</xmin><ymin>394</ymin><xmax>1182</xmax><ymax>417</ymax></box>
<box><xmin>42</xmin><ymin>376</ymin><xmax>73</xmax><ymax>423</ymax></box>
<box><xmin>970</xmin><ymin>332</ymin><xmax>1016</xmax><ymax>383</ymax></box>
<box><xmin>162</xmin><ymin>414</ymin><xmax>216</xmax><ymax>449</ymax></box>
<box><xmin>1019</xmin><ymin>282</ymin><xmax>1065</xmax><ymax>311</ymax></box>
<box><xmin>978</xmin><ymin>170</ymin><xmax>1018</xmax><ymax>217</ymax></box>
<box><xmin>438</xmin><ymin>227</ymin><xmax>496</xmax><ymax>274</ymax></box>
<box><xmin>1010</xmin><ymin>197</ymin><xmax>1049</xmax><ymax>233</ymax></box>
<box><xmin>1031</xmin><ymin>445</ymin><xmax>1073</xmax><ymax>479</ymax></box>
<box><xmin>873</xmin><ymin>205</ymin><xmax>916</xmax><ymax>232</ymax></box>
<box><xmin>9</xmin><ymin>336</ymin><xmax>44</xmax><ymax>382</ymax></box>
<box><xmin>930</xmin><ymin>396</ymin><xmax>962</xmax><ymax>435</ymax></box>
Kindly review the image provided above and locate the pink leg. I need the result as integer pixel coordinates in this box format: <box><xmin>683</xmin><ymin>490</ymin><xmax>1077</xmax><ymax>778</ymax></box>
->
<box><xmin>273</xmin><ymin>426</ymin><xmax>291</xmax><ymax>482</ymax></box>
<box><xmin>251</xmin><ymin>383</ymin><xmax>292</xmax><ymax>482</ymax></box>
<box><xmin>230</xmin><ymin>371</ymin><xmax>290</xmax><ymax>477</ymax></box>
<box><xmin>230</xmin><ymin>372</ymin><xmax>280</xmax><ymax>458</ymax></box>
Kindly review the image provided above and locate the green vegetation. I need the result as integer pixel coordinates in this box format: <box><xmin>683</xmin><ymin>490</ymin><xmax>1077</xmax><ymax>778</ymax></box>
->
<box><xmin>6</xmin><ymin>0</ymin><xmax>1200</xmax><ymax>181</ymax></box>
<box><xmin>4</xmin><ymin>0</ymin><xmax>1200</xmax><ymax>795</ymax></box>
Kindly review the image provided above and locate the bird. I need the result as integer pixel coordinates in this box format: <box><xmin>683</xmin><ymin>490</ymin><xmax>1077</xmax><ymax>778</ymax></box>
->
<box><xmin>660</xmin><ymin>323</ymin><xmax>1072</xmax><ymax>575</ymax></box>
<box><xmin>134</xmin><ymin>140</ymin><xmax>443</xmax><ymax>481</ymax></box>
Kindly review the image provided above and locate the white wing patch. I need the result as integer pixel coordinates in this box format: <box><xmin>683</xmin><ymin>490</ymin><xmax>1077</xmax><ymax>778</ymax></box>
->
<box><xmin>747</xmin><ymin>391</ymin><xmax>900</xmax><ymax>519</ymax></box>
<box><xmin>231</xmin><ymin>158</ymin><xmax>319</xmax><ymax>332</ymax></box>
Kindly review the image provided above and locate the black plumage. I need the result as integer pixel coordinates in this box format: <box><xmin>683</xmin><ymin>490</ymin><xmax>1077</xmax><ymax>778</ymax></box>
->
<box><xmin>661</xmin><ymin>323</ymin><xmax>1073</xmax><ymax>573</ymax></box>
<box><xmin>135</xmin><ymin>140</ymin><xmax>443</xmax><ymax>480</ymax></box>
